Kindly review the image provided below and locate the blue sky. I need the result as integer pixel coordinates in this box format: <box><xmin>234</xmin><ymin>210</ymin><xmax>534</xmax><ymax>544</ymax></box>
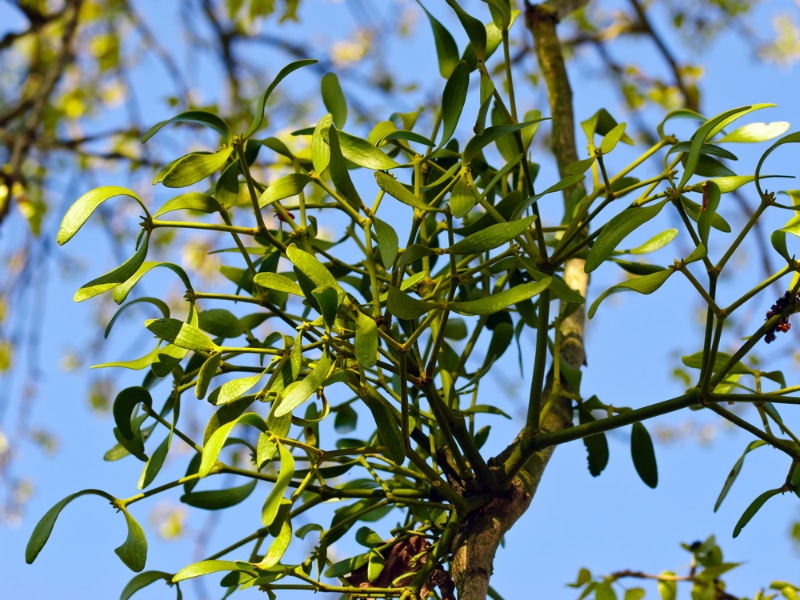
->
<box><xmin>2</xmin><ymin>1</ymin><xmax>800</xmax><ymax>598</ymax></box>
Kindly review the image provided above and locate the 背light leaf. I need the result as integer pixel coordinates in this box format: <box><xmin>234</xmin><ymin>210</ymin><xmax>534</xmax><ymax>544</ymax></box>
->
<box><xmin>113</xmin><ymin>386</ymin><xmax>153</xmax><ymax>441</ymax></box>
<box><xmin>585</xmin><ymin>200</ymin><xmax>668</xmax><ymax>273</ymax></box>
<box><xmin>258</xmin><ymin>173</ymin><xmax>312</xmax><ymax>207</ymax></box>
<box><xmin>717</xmin><ymin>121</ymin><xmax>790</xmax><ymax>143</ymax></box>
<box><xmin>155</xmin><ymin>147</ymin><xmax>234</xmax><ymax>188</ymax></box>
<box><xmin>312</xmin><ymin>113</ymin><xmax>333</xmax><ymax>174</ymax></box>
<box><xmin>115</xmin><ymin>508</ymin><xmax>148</xmax><ymax>572</ymax></box>
<box><xmin>334</xmin><ymin>129</ymin><xmax>399</xmax><ymax>170</ymax></box>
<box><xmin>198</xmin><ymin>308</ymin><xmax>243</xmax><ymax>339</ymax></box>
<box><xmin>262</xmin><ymin>442</ymin><xmax>295</xmax><ymax>526</ymax></box>
<box><xmin>463</xmin><ymin>120</ymin><xmax>545</xmax><ymax>163</ymax></box>
<box><xmin>588</xmin><ymin>269</ymin><xmax>672</xmax><ymax>319</ymax></box>
<box><xmin>73</xmin><ymin>233</ymin><xmax>151</xmax><ymax>302</ymax></box>
<box><xmin>254</xmin><ymin>272</ymin><xmax>305</xmax><ymax>297</ymax></box>
<box><xmin>200</xmin><ymin>412</ymin><xmax>268</xmax><ymax>477</ymax></box>
<box><xmin>631</xmin><ymin>421</ymin><xmax>658</xmax><ymax>488</ymax></box>
<box><xmin>153</xmin><ymin>192</ymin><xmax>220</xmax><ymax>217</ymax></box>
<box><xmin>145</xmin><ymin>318</ymin><xmax>218</xmax><ymax>352</ymax></box>
<box><xmin>627</xmin><ymin>229</ymin><xmax>678</xmax><ymax>255</ymax></box>
<box><xmin>216</xmin><ymin>370</ymin><xmax>266</xmax><ymax>405</ymax></box>
<box><xmin>172</xmin><ymin>560</ymin><xmax>249</xmax><ymax>582</ymax></box>
<box><xmin>58</xmin><ymin>186</ymin><xmax>149</xmax><ymax>245</ymax></box>
<box><xmin>276</xmin><ymin>351</ymin><xmax>334</xmax><ymax>417</ymax></box>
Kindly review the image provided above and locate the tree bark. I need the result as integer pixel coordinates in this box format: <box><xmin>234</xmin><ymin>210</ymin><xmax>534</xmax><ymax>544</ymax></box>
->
<box><xmin>450</xmin><ymin>4</ymin><xmax>589</xmax><ymax>598</ymax></box>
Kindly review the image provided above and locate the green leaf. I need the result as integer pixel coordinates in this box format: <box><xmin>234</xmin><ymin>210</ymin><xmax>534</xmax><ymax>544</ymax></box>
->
<box><xmin>244</xmin><ymin>59</ymin><xmax>317</xmax><ymax>139</ymax></box>
<box><xmin>589</xmin><ymin>269</ymin><xmax>672</xmax><ymax>319</ymax></box>
<box><xmin>631</xmin><ymin>421</ymin><xmax>658</xmax><ymax>488</ymax></box>
<box><xmin>625</xmin><ymin>589</ymin><xmax>646</xmax><ymax>600</ymax></box>
<box><xmin>373</xmin><ymin>216</ymin><xmax>399</xmax><ymax>268</ymax></box>
<box><xmin>255</xmin><ymin>505</ymin><xmax>293</xmax><ymax>569</ymax></box>
<box><xmin>328</xmin><ymin>126</ymin><xmax>363</xmax><ymax>208</ymax></box>
<box><xmin>258</xmin><ymin>173</ymin><xmax>312</xmax><ymax>208</ymax></box>
<box><xmin>698</xmin><ymin>181</ymin><xmax>722</xmax><ymax>247</ymax></box>
<box><xmin>599</xmin><ymin>122</ymin><xmax>628</xmax><ymax>155</ymax></box>
<box><xmin>58</xmin><ymin>186</ymin><xmax>149</xmax><ymax>245</ymax></box>
<box><xmin>145</xmin><ymin>318</ymin><xmax>218</xmax><ymax>352</ymax></box>
<box><xmin>360</xmin><ymin>386</ymin><xmax>405</xmax><ymax>464</ymax></box>
<box><xmin>287</xmin><ymin>244</ymin><xmax>345</xmax><ymax>302</ymax></box>
<box><xmin>449</xmin><ymin>279</ymin><xmax>551</xmax><ymax>316</ymax></box>
<box><xmin>714</xmin><ymin>440</ymin><xmax>767</xmax><ymax>512</ymax></box>
<box><xmin>585</xmin><ymin>200</ymin><xmax>668</xmax><ymax>273</ymax></box>
<box><xmin>181</xmin><ymin>479</ymin><xmax>258</xmax><ymax>509</ymax></box>
<box><xmin>387</xmin><ymin>287</ymin><xmax>438</xmax><ymax>319</ymax></box>
<box><xmin>217</xmin><ymin>370</ymin><xmax>266</xmax><ymax>405</ymax></box>
<box><xmin>173</xmin><ymin>560</ymin><xmax>249</xmax><ymax>582</ymax></box>
<box><xmin>116</xmin><ymin>508</ymin><xmax>148</xmax><ymax>572</ymax></box>
<box><xmin>463</xmin><ymin>120</ymin><xmax>545</xmax><ymax>164</ymax></box>
<box><xmin>198</xmin><ymin>308</ymin><xmax>243</xmax><ymax>339</ymax></box>
<box><xmin>254</xmin><ymin>272</ymin><xmax>305</xmax><ymax>297</ymax></box>
<box><xmin>276</xmin><ymin>351</ymin><xmax>334</xmax><ymax>417</ymax></box>
<box><xmin>440</xmin><ymin>60</ymin><xmax>470</xmax><ymax>146</ymax></box>
<box><xmin>262</xmin><ymin>442</ymin><xmax>295</xmax><ymax>526</ymax></box>
<box><xmin>334</xmin><ymin>129</ymin><xmax>399</xmax><ymax>170</ymax></box>
<box><xmin>113</xmin><ymin>386</ymin><xmax>153</xmax><ymax>440</ymax></box>
<box><xmin>77</xmin><ymin>234</ymin><xmax>150</xmax><ymax>301</ymax></box>
<box><xmin>138</xmin><ymin>435</ymin><xmax>170</xmax><ymax>490</ymax></box>
<box><xmin>717</xmin><ymin>121</ymin><xmax>789</xmax><ymax>143</ymax></box>
<box><xmin>195</xmin><ymin>352</ymin><xmax>221</xmax><ymax>400</ymax></box>
<box><xmin>215</xmin><ymin>159</ymin><xmax>241</xmax><ymax>208</ymax></box>
<box><xmin>26</xmin><ymin>489</ymin><xmax>115</xmax><ymax>564</ymax></box>
<box><xmin>420</xmin><ymin>2</ymin><xmax>460</xmax><ymax>78</ymax></box>
<box><xmin>627</xmin><ymin>229</ymin><xmax>678</xmax><ymax>255</ymax></box>
<box><xmin>111</xmin><ymin>261</ymin><xmax>193</xmax><ymax>305</ymax></box>
<box><xmin>200</xmin><ymin>412</ymin><xmax>268</xmax><ymax>477</ymax></box>
<box><xmin>154</xmin><ymin>192</ymin><xmax>220</xmax><ymax>217</ymax></box>
<box><xmin>579</xmin><ymin>403</ymin><xmax>609</xmax><ymax>477</ymax></box>
<box><xmin>658</xmin><ymin>572</ymin><xmax>678</xmax><ymax>600</ymax></box>
<box><xmin>678</xmin><ymin>104</ymin><xmax>774</xmax><ymax>190</ymax></box>
<box><xmin>155</xmin><ymin>147</ymin><xmax>234</xmax><ymax>188</ymax></box>
<box><xmin>375</xmin><ymin>171</ymin><xmax>440</xmax><ymax>212</ymax></box>
<box><xmin>354</xmin><ymin>312</ymin><xmax>379</xmax><ymax>368</ymax></box>
<box><xmin>321</xmin><ymin>72</ymin><xmax>347</xmax><ymax>128</ymax></box>
<box><xmin>755</xmin><ymin>131</ymin><xmax>800</xmax><ymax>198</ymax></box>
<box><xmin>733</xmin><ymin>487</ymin><xmax>782</xmax><ymax>537</ymax></box>
<box><xmin>444</xmin><ymin>0</ymin><xmax>487</xmax><ymax>58</ymax></box>
<box><xmin>120</xmin><ymin>571</ymin><xmax>172</xmax><ymax>600</ymax></box>
<box><xmin>449</xmin><ymin>216</ymin><xmax>536</xmax><ymax>254</ymax></box>
<box><xmin>312</xmin><ymin>113</ymin><xmax>333</xmax><ymax>174</ymax></box>
<box><xmin>141</xmin><ymin>110</ymin><xmax>232</xmax><ymax>144</ymax></box>
<box><xmin>450</xmin><ymin>173</ymin><xmax>479</xmax><ymax>218</ymax></box>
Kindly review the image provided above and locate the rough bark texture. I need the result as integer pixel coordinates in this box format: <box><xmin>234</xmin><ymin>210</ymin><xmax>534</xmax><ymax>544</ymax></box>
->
<box><xmin>450</xmin><ymin>4</ymin><xmax>589</xmax><ymax>599</ymax></box>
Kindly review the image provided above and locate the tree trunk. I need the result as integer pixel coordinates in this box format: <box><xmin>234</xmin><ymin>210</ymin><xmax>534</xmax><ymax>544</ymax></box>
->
<box><xmin>450</xmin><ymin>4</ymin><xmax>588</xmax><ymax>598</ymax></box>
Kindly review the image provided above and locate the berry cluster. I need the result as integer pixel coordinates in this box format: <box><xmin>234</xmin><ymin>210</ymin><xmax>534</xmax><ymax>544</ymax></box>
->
<box><xmin>764</xmin><ymin>291</ymin><xmax>799</xmax><ymax>343</ymax></box>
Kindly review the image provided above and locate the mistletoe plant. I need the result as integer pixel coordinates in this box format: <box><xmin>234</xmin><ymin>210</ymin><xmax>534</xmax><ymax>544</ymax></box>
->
<box><xmin>24</xmin><ymin>3</ymin><xmax>800</xmax><ymax>600</ymax></box>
